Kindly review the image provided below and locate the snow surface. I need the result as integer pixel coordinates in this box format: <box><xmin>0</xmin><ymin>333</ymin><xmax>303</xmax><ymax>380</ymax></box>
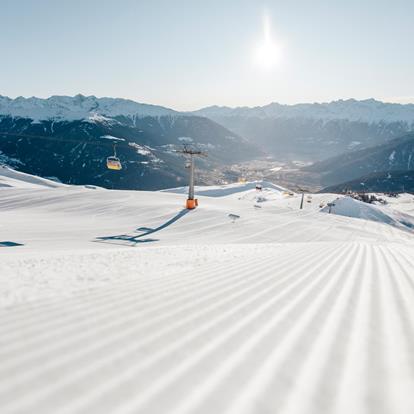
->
<box><xmin>162</xmin><ymin>180</ymin><xmax>288</xmax><ymax>197</ymax></box>
<box><xmin>1</xmin><ymin>172</ymin><xmax>414</xmax><ymax>414</ymax></box>
<box><xmin>321</xmin><ymin>196</ymin><xmax>414</xmax><ymax>232</ymax></box>
<box><xmin>0</xmin><ymin>94</ymin><xmax>178</xmax><ymax>122</ymax></box>
<box><xmin>100</xmin><ymin>135</ymin><xmax>126</xmax><ymax>142</ymax></box>
<box><xmin>196</xmin><ymin>98</ymin><xmax>414</xmax><ymax>124</ymax></box>
<box><xmin>0</xmin><ymin>165</ymin><xmax>66</xmax><ymax>189</ymax></box>
<box><xmin>380</xmin><ymin>193</ymin><xmax>414</xmax><ymax>216</ymax></box>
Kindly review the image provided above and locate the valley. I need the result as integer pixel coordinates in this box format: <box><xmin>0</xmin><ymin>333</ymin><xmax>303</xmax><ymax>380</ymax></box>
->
<box><xmin>2</xmin><ymin>95</ymin><xmax>414</xmax><ymax>194</ymax></box>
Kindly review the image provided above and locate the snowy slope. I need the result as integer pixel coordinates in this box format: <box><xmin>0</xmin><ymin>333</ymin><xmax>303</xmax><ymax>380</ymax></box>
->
<box><xmin>1</xmin><ymin>172</ymin><xmax>414</xmax><ymax>414</ymax></box>
<box><xmin>161</xmin><ymin>180</ymin><xmax>288</xmax><ymax>197</ymax></box>
<box><xmin>0</xmin><ymin>94</ymin><xmax>178</xmax><ymax>122</ymax></box>
<box><xmin>0</xmin><ymin>165</ymin><xmax>66</xmax><ymax>189</ymax></box>
<box><xmin>381</xmin><ymin>192</ymin><xmax>414</xmax><ymax>215</ymax></box>
<box><xmin>321</xmin><ymin>196</ymin><xmax>414</xmax><ymax>231</ymax></box>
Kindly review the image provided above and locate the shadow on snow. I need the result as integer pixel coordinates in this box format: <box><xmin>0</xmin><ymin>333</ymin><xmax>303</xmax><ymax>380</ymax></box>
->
<box><xmin>0</xmin><ymin>241</ymin><xmax>24</xmax><ymax>247</ymax></box>
<box><xmin>94</xmin><ymin>209</ymin><xmax>190</xmax><ymax>247</ymax></box>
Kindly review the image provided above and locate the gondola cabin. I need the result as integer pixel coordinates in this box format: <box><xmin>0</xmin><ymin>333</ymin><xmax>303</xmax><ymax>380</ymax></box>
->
<box><xmin>106</xmin><ymin>156</ymin><xmax>122</xmax><ymax>170</ymax></box>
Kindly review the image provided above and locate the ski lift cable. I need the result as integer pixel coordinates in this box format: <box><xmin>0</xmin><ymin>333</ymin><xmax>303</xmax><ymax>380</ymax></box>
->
<box><xmin>1</xmin><ymin>131</ymin><xmax>136</xmax><ymax>172</ymax></box>
<box><xmin>0</xmin><ymin>131</ymin><xmax>135</xmax><ymax>150</ymax></box>
<box><xmin>0</xmin><ymin>132</ymin><xmax>207</xmax><ymax>175</ymax></box>
<box><xmin>1</xmin><ymin>132</ymin><xmax>208</xmax><ymax>157</ymax></box>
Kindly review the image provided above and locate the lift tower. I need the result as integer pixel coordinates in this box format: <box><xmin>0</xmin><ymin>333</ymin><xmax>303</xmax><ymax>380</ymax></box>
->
<box><xmin>297</xmin><ymin>187</ymin><xmax>309</xmax><ymax>210</ymax></box>
<box><xmin>176</xmin><ymin>146</ymin><xmax>207</xmax><ymax>209</ymax></box>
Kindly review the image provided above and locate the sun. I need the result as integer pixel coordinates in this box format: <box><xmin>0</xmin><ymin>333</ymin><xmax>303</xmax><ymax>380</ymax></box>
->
<box><xmin>254</xmin><ymin>15</ymin><xmax>282</xmax><ymax>70</ymax></box>
<box><xmin>255</xmin><ymin>40</ymin><xmax>282</xmax><ymax>70</ymax></box>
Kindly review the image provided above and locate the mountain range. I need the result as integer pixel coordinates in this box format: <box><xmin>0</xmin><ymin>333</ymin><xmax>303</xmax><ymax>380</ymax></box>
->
<box><xmin>0</xmin><ymin>94</ymin><xmax>178</xmax><ymax>122</ymax></box>
<box><xmin>0</xmin><ymin>95</ymin><xmax>259</xmax><ymax>190</ymax></box>
<box><xmin>195</xmin><ymin>99</ymin><xmax>414</xmax><ymax>161</ymax></box>
<box><xmin>195</xmin><ymin>99</ymin><xmax>414</xmax><ymax>123</ymax></box>
<box><xmin>1</xmin><ymin>95</ymin><xmax>414</xmax><ymax>191</ymax></box>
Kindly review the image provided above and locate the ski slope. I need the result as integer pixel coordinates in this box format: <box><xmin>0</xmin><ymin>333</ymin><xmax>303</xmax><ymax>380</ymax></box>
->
<box><xmin>1</xmin><ymin>172</ymin><xmax>414</xmax><ymax>414</ymax></box>
<box><xmin>321</xmin><ymin>196</ymin><xmax>414</xmax><ymax>232</ymax></box>
<box><xmin>0</xmin><ymin>165</ymin><xmax>66</xmax><ymax>189</ymax></box>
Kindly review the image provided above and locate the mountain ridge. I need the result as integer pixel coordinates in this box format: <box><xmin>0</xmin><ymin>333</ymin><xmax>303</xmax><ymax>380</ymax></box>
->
<box><xmin>195</xmin><ymin>98</ymin><xmax>414</xmax><ymax>123</ymax></box>
<box><xmin>0</xmin><ymin>95</ymin><xmax>261</xmax><ymax>190</ymax></box>
<box><xmin>0</xmin><ymin>94</ymin><xmax>179</xmax><ymax>123</ymax></box>
<box><xmin>3</xmin><ymin>95</ymin><xmax>414</xmax><ymax>124</ymax></box>
<box><xmin>305</xmin><ymin>133</ymin><xmax>414</xmax><ymax>186</ymax></box>
<box><xmin>193</xmin><ymin>99</ymin><xmax>414</xmax><ymax>161</ymax></box>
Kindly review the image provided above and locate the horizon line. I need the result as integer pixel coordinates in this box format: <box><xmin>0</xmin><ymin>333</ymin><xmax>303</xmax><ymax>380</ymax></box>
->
<box><xmin>1</xmin><ymin>93</ymin><xmax>414</xmax><ymax>112</ymax></box>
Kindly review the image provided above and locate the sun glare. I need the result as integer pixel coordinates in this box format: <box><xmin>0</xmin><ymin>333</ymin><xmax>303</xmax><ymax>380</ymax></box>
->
<box><xmin>254</xmin><ymin>15</ymin><xmax>282</xmax><ymax>70</ymax></box>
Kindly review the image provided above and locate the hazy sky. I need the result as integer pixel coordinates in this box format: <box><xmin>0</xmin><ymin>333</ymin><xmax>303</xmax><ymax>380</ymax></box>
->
<box><xmin>1</xmin><ymin>0</ymin><xmax>414</xmax><ymax>110</ymax></box>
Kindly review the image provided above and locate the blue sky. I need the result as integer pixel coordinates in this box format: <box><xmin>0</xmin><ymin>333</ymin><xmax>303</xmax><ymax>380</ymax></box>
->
<box><xmin>1</xmin><ymin>0</ymin><xmax>414</xmax><ymax>110</ymax></box>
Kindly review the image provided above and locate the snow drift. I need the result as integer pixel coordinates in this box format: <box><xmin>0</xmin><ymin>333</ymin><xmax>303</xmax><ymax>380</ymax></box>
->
<box><xmin>322</xmin><ymin>196</ymin><xmax>414</xmax><ymax>232</ymax></box>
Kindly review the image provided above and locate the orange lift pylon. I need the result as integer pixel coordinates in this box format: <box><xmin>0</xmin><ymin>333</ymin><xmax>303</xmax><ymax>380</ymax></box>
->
<box><xmin>176</xmin><ymin>146</ymin><xmax>207</xmax><ymax>209</ymax></box>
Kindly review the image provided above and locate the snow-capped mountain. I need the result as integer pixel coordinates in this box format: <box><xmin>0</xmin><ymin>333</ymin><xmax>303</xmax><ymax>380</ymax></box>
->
<box><xmin>195</xmin><ymin>99</ymin><xmax>414</xmax><ymax>161</ymax></box>
<box><xmin>0</xmin><ymin>95</ymin><xmax>260</xmax><ymax>190</ymax></box>
<box><xmin>0</xmin><ymin>94</ymin><xmax>178</xmax><ymax>122</ymax></box>
<box><xmin>195</xmin><ymin>99</ymin><xmax>414</xmax><ymax>123</ymax></box>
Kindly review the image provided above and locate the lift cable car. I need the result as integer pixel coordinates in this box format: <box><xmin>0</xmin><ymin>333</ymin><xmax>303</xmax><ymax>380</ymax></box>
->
<box><xmin>106</xmin><ymin>142</ymin><xmax>122</xmax><ymax>171</ymax></box>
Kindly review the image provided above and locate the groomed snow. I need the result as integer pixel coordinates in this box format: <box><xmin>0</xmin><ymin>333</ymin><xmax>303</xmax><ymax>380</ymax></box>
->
<box><xmin>321</xmin><ymin>196</ymin><xmax>414</xmax><ymax>232</ymax></box>
<box><xmin>161</xmin><ymin>180</ymin><xmax>288</xmax><ymax>197</ymax></box>
<box><xmin>0</xmin><ymin>165</ymin><xmax>66</xmax><ymax>189</ymax></box>
<box><xmin>1</xmin><ymin>172</ymin><xmax>414</xmax><ymax>414</ymax></box>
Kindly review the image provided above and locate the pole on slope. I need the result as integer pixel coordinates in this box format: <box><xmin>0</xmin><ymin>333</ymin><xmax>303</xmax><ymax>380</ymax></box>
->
<box><xmin>188</xmin><ymin>153</ymin><xmax>195</xmax><ymax>201</ymax></box>
<box><xmin>327</xmin><ymin>202</ymin><xmax>335</xmax><ymax>214</ymax></box>
<box><xmin>175</xmin><ymin>145</ymin><xmax>207</xmax><ymax>209</ymax></box>
<box><xmin>297</xmin><ymin>187</ymin><xmax>308</xmax><ymax>210</ymax></box>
